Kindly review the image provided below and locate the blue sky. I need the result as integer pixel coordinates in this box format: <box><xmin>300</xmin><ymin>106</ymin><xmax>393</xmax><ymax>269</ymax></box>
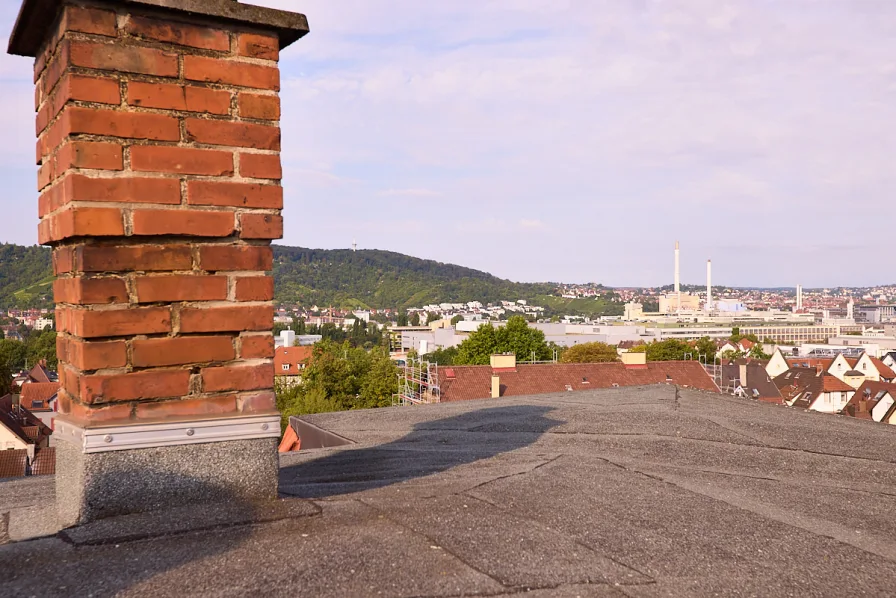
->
<box><xmin>1</xmin><ymin>0</ymin><xmax>894</xmax><ymax>287</ymax></box>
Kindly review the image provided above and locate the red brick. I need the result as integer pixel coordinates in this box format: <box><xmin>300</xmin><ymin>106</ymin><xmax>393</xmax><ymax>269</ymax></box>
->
<box><xmin>184</xmin><ymin>55</ymin><xmax>279</xmax><ymax>90</ymax></box>
<box><xmin>69</xmin><ymin>41</ymin><xmax>178</xmax><ymax>77</ymax></box>
<box><xmin>67</xmin><ymin>106</ymin><xmax>180</xmax><ymax>141</ymax></box>
<box><xmin>37</xmin><ymin>162</ymin><xmax>52</xmax><ymax>190</ymax></box>
<box><xmin>184</xmin><ymin>118</ymin><xmax>279</xmax><ymax>150</ymax></box>
<box><xmin>132</xmin><ymin>336</ymin><xmax>235</xmax><ymax>367</ymax></box>
<box><xmin>198</xmin><ymin>245</ymin><xmax>272</xmax><ymax>271</ymax></box>
<box><xmin>135</xmin><ymin>395</ymin><xmax>238</xmax><ymax>421</ymax></box>
<box><xmin>54</xmin><ymin>277</ymin><xmax>128</xmax><ymax>304</ymax></box>
<box><xmin>237</xmin><ymin>390</ymin><xmax>277</xmax><ymax>414</ymax></box>
<box><xmin>132</xmin><ymin>209</ymin><xmax>235</xmax><ymax>237</ymax></box>
<box><xmin>131</xmin><ymin>146</ymin><xmax>233</xmax><ymax>176</ymax></box>
<box><xmin>53</xmin><ymin>246</ymin><xmax>75</xmax><ymax>274</ymax></box>
<box><xmin>127</xmin><ymin>82</ymin><xmax>231</xmax><ymax>115</ymax></box>
<box><xmin>45</xmin><ymin>75</ymin><xmax>121</xmax><ymax>126</ymax></box>
<box><xmin>239</xmin><ymin>334</ymin><xmax>274</xmax><ymax>359</ymax></box>
<box><xmin>180</xmin><ymin>305</ymin><xmax>273</xmax><ymax>333</ymax></box>
<box><xmin>239</xmin><ymin>153</ymin><xmax>281</xmax><ymax>179</ymax></box>
<box><xmin>202</xmin><ymin>363</ymin><xmax>273</xmax><ymax>392</ymax></box>
<box><xmin>81</xmin><ymin>369</ymin><xmax>191</xmax><ymax>403</ymax></box>
<box><xmin>238</xmin><ymin>93</ymin><xmax>280</xmax><ymax>120</ymax></box>
<box><xmin>237</xmin><ymin>33</ymin><xmax>279</xmax><ymax>61</ymax></box>
<box><xmin>60</xmin><ymin>364</ymin><xmax>80</xmax><ymax>399</ymax></box>
<box><xmin>66</xmin><ymin>338</ymin><xmax>128</xmax><ymax>371</ymax></box>
<box><xmin>126</xmin><ymin>16</ymin><xmax>230</xmax><ymax>51</ymax></box>
<box><xmin>66</xmin><ymin>400</ymin><xmax>134</xmax><ymax>425</ymax></box>
<box><xmin>64</xmin><ymin>174</ymin><xmax>181</xmax><ymax>207</ymax></box>
<box><xmin>186</xmin><ymin>181</ymin><xmax>281</xmax><ymax>208</ymax></box>
<box><xmin>46</xmin><ymin>207</ymin><xmax>124</xmax><ymax>242</ymax></box>
<box><xmin>41</xmin><ymin>40</ymin><xmax>71</xmax><ymax>96</ymax></box>
<box><xmin>234</xmin><ymin>276</ymin><xmax>274</xmax><ymax>301</ymax></box>
<box><xmin>56</xmin><ymin>141</ymin><xmax>123</xmax><ymax>172</ymax></box>
<box><xmin>134</xmin><ymin>275</ymin><xmax>228</xmax><ymax>303</ymax></box>
<box><xmin>76</xmin><ymin>244</ymin><xmax>193</xmax><ymax>273</ymax></box>
<box><xmin>62</xmin><ymin>5</ymin><xmax>117</xmax><ymax>38</ymax></box>
<box><xmin>240</xmin><ymin>213</ymin><xmax>283</xmax><ymax>239</ymax></box>
<box><xmin>68</xmin><ymin>307</ymin><xmax>171</xmax><ymax>338</ymax></box>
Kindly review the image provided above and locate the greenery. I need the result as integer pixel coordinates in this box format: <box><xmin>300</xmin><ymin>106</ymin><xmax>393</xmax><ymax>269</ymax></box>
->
<box><xmin>275</xmin><ymin>340</ymin><xmax>398</xmax><ymax>429</ymax></box>
<box><xmin>453</xmin><ymin>316</ymin><xmax>553</xmax><ymax>365</ymax></box>
<box><xmin>0</xmin><ymin>328</ymin><xmax>58</xmax><ymax>371</ymax></box>
<box><xmin>695</xmin><ymin>336</ymin><xmax>717</xmax><ymax>361</ymax></box>
<box><xmin>559</xmin><ymin>342</ymin><xmax>619</xmax><ymax>363</ymax></box>
<box><xmin>426</xmin><ymin>345</ymin><xmax>459</xmax><ymax>365</ymax></box>
<box><xmin>273</xmin><ymin>245</ymin><xmax>556</xmax><ymax>310</ymax></box>
<box><xmin>0</xmin><ymin>244</ymin><xmax>54</xmax><ymax>309</ymax></box>
<box><xmin>631</xmin><ymin>339</ymin><xmax>693</xmax><ymax>361</ymax></box>
<box><xmin>0</xmin><ymin>242</ymin><xmax>621</xmax><ymax>318</ymax></box>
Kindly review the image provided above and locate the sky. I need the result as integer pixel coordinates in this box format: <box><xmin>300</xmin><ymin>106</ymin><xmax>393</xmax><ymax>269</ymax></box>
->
<box><xmin>1</xmin><ymin>0</ymin><xmax>895</xmax><ymax>288</ymax></box>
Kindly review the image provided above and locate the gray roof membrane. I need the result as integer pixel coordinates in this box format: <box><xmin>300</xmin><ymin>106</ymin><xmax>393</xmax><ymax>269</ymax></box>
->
<box><xmin>3</xmin><ymin>385</ymin><xmax>896</xmax><ymax>596</ymax></box>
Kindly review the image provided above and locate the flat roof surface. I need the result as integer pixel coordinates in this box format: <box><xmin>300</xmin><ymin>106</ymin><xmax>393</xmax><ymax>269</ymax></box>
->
<box><xmin>4</xmin><ymin>385</ymin><xmax>896</xmax><ymax>596</ymax></box>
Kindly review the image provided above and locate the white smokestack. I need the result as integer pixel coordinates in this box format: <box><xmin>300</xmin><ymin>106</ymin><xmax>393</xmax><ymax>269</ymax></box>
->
<box><xmin>847</xmin><ymin>297</ymin><xmax>854</xmax><ymax>320</ymax></box>
<box><xmin>796</xmin><ymin>285</ymin><xmax>803</xmax><ymax>311</ymax></box>
<box><xmin>706</xmin><ymin>259</ymin><xmax>712</xmax><ymax>313</ymax></box>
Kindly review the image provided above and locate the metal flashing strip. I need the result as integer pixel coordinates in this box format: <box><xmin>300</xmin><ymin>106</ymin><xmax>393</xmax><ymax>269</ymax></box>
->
<box><xmin>55</xmin><ymin>415</ymin><xmax>280</xmax><ymax>453</ymax></box>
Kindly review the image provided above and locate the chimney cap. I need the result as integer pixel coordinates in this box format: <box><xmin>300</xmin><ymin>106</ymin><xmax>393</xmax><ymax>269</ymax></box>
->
<box><xmin>8</xmin><ymin>0</ymin><xmax>310</xmax><ymax>57</ymax></box>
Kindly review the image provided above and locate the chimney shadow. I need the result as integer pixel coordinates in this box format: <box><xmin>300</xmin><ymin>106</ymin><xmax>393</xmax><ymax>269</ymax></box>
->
<box><xmin>0</xmin><ymin>472</ymin><xmax>316</xmax><ymax>596</ymax></box>
<box><xmin>279</xmin><ymin>404</ymin><xmax>562</xmax><ymax>499</ymax></box>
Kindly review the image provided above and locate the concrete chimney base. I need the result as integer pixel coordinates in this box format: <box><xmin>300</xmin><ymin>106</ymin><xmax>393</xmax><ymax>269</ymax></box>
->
<box><xmin>55</xmin><ymin>424</ymin><xmax>278</xmax><ymax>528</ymax></box>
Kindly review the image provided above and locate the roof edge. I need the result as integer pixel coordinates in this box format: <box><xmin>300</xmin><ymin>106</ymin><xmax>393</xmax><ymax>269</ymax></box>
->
<box><xmin>8</xmin><ymin>0</ymin><xmax>310</xmax><ymax>57</ymax></box>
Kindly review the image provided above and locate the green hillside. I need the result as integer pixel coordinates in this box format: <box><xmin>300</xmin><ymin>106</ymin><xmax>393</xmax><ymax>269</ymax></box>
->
<box><xmin>0</xmin><ymin>244</ymin><xmax>53</xmax><ymax>309</ymax></box>
<box><xmin>0</xmin><ymin>243</ymin><xmax>620</xmax><ymax>315</ymax></box>
<box><xmin>272</xmin><ymin>245</ymin><xmax>557</xmax><ymax>309</ymax></box>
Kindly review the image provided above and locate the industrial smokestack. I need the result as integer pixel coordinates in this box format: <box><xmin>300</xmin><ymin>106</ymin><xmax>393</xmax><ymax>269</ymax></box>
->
<box><xmin>706</xmin><ymin>259</ymin><xmax>712</xmax><ymax>313</ymax></box>
<box><xmin>796</xmin><ymin>285</ymin><xmax>803</xmax><ymax>311</ymax></box>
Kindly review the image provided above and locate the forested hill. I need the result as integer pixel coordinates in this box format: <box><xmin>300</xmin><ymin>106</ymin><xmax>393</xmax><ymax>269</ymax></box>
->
<box><xmin>273</xmin><ymin>246</ymin><xmax>556</xmax><ymax>309</ymax></box>
<box><xmin>0</xmin><ymin>243</ymin><xmax>558</xmax><ymax>310</ymax></box>
<box><xmin>0</xmin><ymin>244</ymin><xmax>53</xmax><ymax>309</ymax></box>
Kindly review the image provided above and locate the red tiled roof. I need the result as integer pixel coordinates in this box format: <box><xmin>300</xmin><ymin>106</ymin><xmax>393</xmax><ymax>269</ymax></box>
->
<box><xmin>869</xmin><ymin>357</ymin><xmax>896</xmax><ymax>380</ymax></box>
<box><xmin>27</xmin><ymin>363</ymin><xmax>52</xmax><ymax>383</ymax></box>
<box><xmin>773</xmin><ymin>367</ymin><xmax>825</xmax><ymax>408</ymax></box>
<box><xmin>842</xmin><ymin>380</ymin><xmax>896</xmax><ymax>420</ymax></box>
<box><xmin>440</xmin><ymin>361</ymin><xmax>719</xmax><ymax>402</ymax></box>
<box><xmin>785</xmin><ymin>357</ymin><xmax>832</xmax><ymax>370</ymax></box>
<box><xmin>275</xmin><ymin>346</ymin><xmax>313</xmax><ymax>376</ymax></box>
<box><xmin>20</xmin><ymin>382</ymin><xmax>59</xmax><ymax>410</ymax></box>
<box><xmin>0</xmin><ymin>449</ymin><xmax>27</xmax><ymax>478</ymax></box>
<box><xmin>31</xmin><ymin>447</ymin><xmax>55</xmax><ymax>476</ymax></box>
<box><xmin>822</xmin><ymin>376</ymin><xmax>853</xmax><ymax>392</ymax></box>
<box><xmin>278</xmin><ymin>426</ymin><xmax>300</xmax><ymax>452</ymax></box>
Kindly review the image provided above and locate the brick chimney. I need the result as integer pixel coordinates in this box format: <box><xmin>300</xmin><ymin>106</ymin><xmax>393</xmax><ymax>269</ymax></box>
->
<box><xmin>9</xmin><ymin>0</ymin><xmax>308</xmax><ymax>526</ymax></box>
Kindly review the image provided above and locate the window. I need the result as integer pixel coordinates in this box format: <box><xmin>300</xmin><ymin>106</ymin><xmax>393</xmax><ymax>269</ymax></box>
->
<box><xmin>281</xmin><ymin>364</ymin><xmax>291</xmax><ymax>371</ymax></box>
<box><xmin>31</xmin><ymin>400</ymin><xmax>43</xmax><ymax>409</ymax></box>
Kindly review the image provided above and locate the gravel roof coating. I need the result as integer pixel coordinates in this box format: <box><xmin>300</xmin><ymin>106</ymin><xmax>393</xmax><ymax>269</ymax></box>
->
<box><xmin>3</xmin><ymin>385</ymin><xmax>896</xmax><ymax>596</ymax></box>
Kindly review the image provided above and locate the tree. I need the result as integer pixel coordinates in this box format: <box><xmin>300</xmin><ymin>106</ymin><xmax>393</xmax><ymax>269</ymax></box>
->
<box><xmin>409</xmin><ymin>312</ymin><xmax>421</xmax><ymax>326</ymax></box>
<box><xmin>426</xmin><ymin>312</ymin><xmax>440</xmax><ymax>325</ymax></box>
<box><xmin>730</xmin><ymin>327</ymin><xmax>740</xmax><ymax>340</ymax></box>
<box><xmin>296</xmin><ymin>318</ymin><xmax>307</xmax><ymax>335</ymax></box>
<box><xmin>26</xmin><ymin>329</ymin><xmax>57</xmax><ymax>369</ymax></box>
<box><xmin>0</xmin><ymin>338</ymin><xmax>27</xmax><ymax>370</ymax></box>
<box><xmin>450</xmin><ymin>315</ymin><xmax>463</xmax><ymax>326</ymax></box>
<box><xmin>695</xmin><ymin>336</ymin><xmax>717</xmax><ymax>361</ymax></box>
<box><xmin>645</xmin><ymin>339</ymin><xmax>691</xmax><ymax>361</ymax></box>
<box><xmin>396</xmin><ymin>312</ymin><xmax>409</xmax><ymax>327</ymax></box>
<box><xmin>0</xmin><ymin>362</ymin><xmax>12</xmax><ymax>396</ymax></box>
<box><xmin>454</xmin><ymin>316</ymin><xmax>551</xmax><ymax>364</ymax></box>
<box><xmin>748</xmin><ymin>343</ymin><xmax>771</xmax><ymax>360</ymax></box>
<box><xmin>454</xmin><ymin>323</ymin><xmax>499</xmax><ymax>365</ymax></box>
<box><xmin>427</xmin><ymin>346</ymin><xmax>458</xmax><ymax>365</ymax></box>
<box><xmin>274</xmin><ymin>340</ymin><xmax>399</xmax><ymax>430</ymax></box>
<box><xmin>560</xmin><ymin>342</ymin><xmax>618</xmax><ymax>363</ymax></box>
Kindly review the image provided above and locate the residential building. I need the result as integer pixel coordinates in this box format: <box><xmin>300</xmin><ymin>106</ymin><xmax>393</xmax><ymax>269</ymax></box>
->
<box><xmin>841</xmin><ymin>381</ymin><xmax>896</xmax><ymax>423</ymax></box>
<box><xmin>773</xmin><ymin>367</ymin><xmax>855</xmax><ymax>414</ymax></box>
<box><xmin>19</xmin><ymin>382</ymin><xmax>59</xmax><ymax>429</ymax></box>
<box><xmin>439</xmin><ymin>354</ymin><xmax>718</xmax><ymax>402</ymax></box>
<box><xmin>274</xmin><ymin>346</ymin><xmax>314</xmax><ymax>386</ymax></box>
<box><xmin>717</xmin><ymin>363</ymin><xmax>783</xmax><ymax>403</ymax></box>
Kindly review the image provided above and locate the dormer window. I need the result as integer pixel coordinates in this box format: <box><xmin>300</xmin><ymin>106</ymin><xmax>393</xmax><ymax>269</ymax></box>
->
<box><xmin>282</xmin><ymin>364</ymin><xmax>291</xmax><ymax>371</ymax></box>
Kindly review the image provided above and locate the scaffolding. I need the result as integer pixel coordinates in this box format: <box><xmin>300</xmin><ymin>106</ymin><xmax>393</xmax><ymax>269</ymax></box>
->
<box><xmin>393</xmin><ymin>357</ymin><xmax>441</xmax><ymax>406</ymax></box>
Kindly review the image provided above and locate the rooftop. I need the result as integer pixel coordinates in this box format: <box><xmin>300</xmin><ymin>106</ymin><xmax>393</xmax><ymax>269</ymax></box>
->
<box><xmin>3</xmin><ymin>385</ymin><xmax>896</xmax><ymax>595</ymax></box>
